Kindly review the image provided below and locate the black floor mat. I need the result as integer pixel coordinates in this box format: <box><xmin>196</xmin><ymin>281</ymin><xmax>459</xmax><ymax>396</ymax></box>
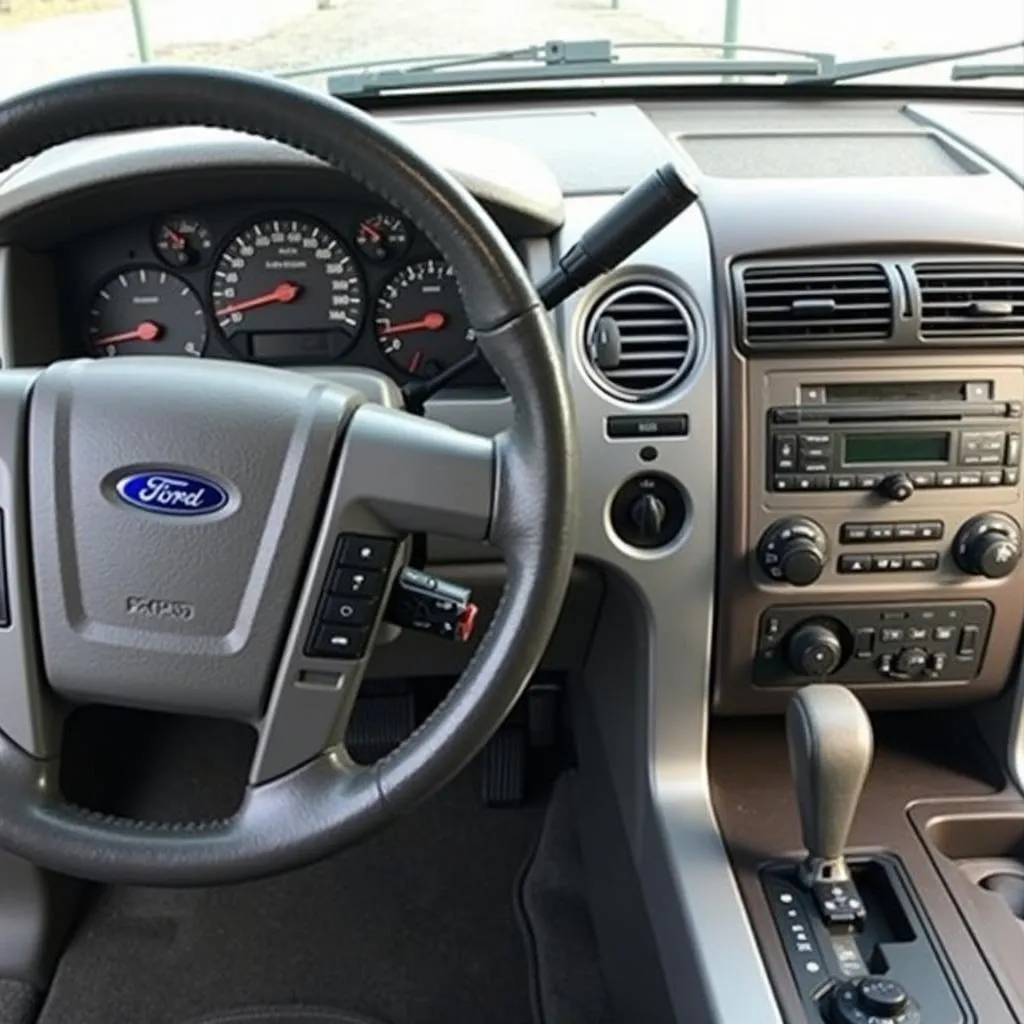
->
<box><xmin>518</xmin><ymin>774</ymin><xmax>614</xmax><ymax>1024</ymax></box>
<box><xmin>37</xmin><ymin>769</ymin><xmax>544</xmax><ymax>1024</ymax></box>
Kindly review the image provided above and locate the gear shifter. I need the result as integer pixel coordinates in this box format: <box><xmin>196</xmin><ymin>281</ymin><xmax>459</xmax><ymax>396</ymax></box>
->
<box><xmin>786</xmin><ymin>684</ymin><xmax>874</xmax><ymax>927</ymax></box>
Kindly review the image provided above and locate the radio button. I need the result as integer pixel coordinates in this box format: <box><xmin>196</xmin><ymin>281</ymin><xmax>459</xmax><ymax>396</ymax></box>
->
<box><xmin>977</xmin><ymin>453</ymin><xmax>1003</xmax><ymax>465</ymax></box>
<box><xmin>958</xmin><ymin>471</ymin><xmax>984</xmax><ymax>487</ymax></box>
<box><xmin>982</xmin><ymin>469</ymin><xmax>1004</xmax><ymax>486</ymax></box>
<box><xmin>1009</xmin><ymin>401</ymin><xmax>1023</xmax><ymax>418</ymax></box>
<box><xmin>868</xmin><ymin>524</ymin><xmax>895</xmax><ymax>542</ymax></box>
<box><xmin>894</xmin><ymin>523</ymin><xmax>919</xmax><ymax>541</ymax></box>
<box><xmin>907</xmin><ymin>626</ymin><xmax>929</xmax><ymax>642</ymax></box>
<box><xmin>906</xmin><ymin>553</ymin><xmax>940</xmax><ymax>571</ymax></box>
<box><xmin>774</xmin><ymin>435</ymin><xmax>797</xmax><ymax>470</ymax></box>
<box><xmin>857</xmin><ymin>474</ymin><xmax>882</xmax><ymax>489</ymax></box>
<box><xmin>980</xmin><ymin>434</ymin><xmax>1007</xmax><ymax>453</ymax></box>
<box><xmin>838</xmin><ymin>554</ymin><xmax>871</xmax><ymax>574</ymax></box>
<box><xmin>937</xmin><ymin>472</ymin><xmax>958</xmax><ymax>488</ymax></box>
<box><xmin>909</xmin><ymin>471</ymin><xmax>935</xmax><ymax>488</ymax></box>
<box><xmin>880</xmin><ymin>627</ymin><xmax>904</xmax><ymax>644</ymax></box>
<box><xmin>794</xmin><ymin>475</ymin><xmax>814</xmax><ymax>491</ymax></box>
<box><xmin>873</xmin><ymin>554</ymin><xmax>904</xmax><ymax>572</ymax></box>
<box><xmin>914</xmin><ymin>521</ymin><xmax>943</xmax><ymax>541</ymax></box>
<box><xmin>1005</xmin><ymin>468</ymin><xmax>1020</xmax><ymax>486</ymax></box>
<box><xmin>832</xmin><ymin>475</ymin><xmax>856</xmax><ymax>490</ymax></box>
<box><xmin>800</xmin><ymin>433</ymin><xmax>832</xmax><ymax>446</ymax></box>
<box><xmin>841</xmin><ymin>523</ymin><xmax>870</xmax><ymax>543</ymax></box>
<box><xmin>1007</xmin><ymin>433</ymin><xmax>1021</xmax><ymax>467</ymax></box>
<box><xmin>933</xmin><ymin>625</ymin><xmax>956</xmax><ymax>641</ymax></box>
<box><xmin>800</xmin><ymin>460</ymin><xmax>830</xmax><ymax>474</ymax></box>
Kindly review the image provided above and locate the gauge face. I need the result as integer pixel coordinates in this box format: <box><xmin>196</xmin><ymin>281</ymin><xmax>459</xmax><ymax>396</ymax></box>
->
<box><xmin>154</xmin><ymin>215</ymin><xmax>213</xmax><ymax>268</ymax></box>
<box><xmin>375</xmin><ymin>258</ymin><xmax>473</xmax><ymax>378</ymax></box>
<box><xmin>355</xmin><ymin>212</ymin><xmax>410</xmax><ymax>262</ymax></box>
<box><xmin>211</xmin><ymin>217</ymin><xmax>364</xmax><ymax>355</ymax></box>
<box><xmin>87</xmin><ymin>268</ymin><xmax>207</xmax><ymax>358</ymax></box>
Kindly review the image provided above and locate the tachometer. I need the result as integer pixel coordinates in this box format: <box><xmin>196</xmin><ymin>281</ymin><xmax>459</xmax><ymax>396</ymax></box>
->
<box><xmin>211</xmin><ymin>216</ymin><xmax>364</xmax><ymax>361</ymax></box>
<box><xmin>375</xmin><ymin>258</ymin><xmax>473</xmax><ymax>378</ymax></box>
<box><xmin>87</xmin><ymin>267</ymin><xmax>207</xmax><ymax>358</ymax></box>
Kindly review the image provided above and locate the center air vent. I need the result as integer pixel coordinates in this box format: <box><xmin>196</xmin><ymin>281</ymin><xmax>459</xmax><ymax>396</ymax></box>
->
<box><xmin>583</xmin><ymin>283</ymin><xmax>697</xmax><ymax>400</ymax></box>
<box><xmin>914</xmin><ymin>260</ymin><xmax>1024</xmax><ymax>340</ymax></box>
<box><xmin>741</xmin><ymin>262</ymin><xmax>894</xmax><ymax>347</ymax></box>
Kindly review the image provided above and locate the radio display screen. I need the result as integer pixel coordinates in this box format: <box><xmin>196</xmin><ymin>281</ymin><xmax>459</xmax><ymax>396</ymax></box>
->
<box><xmin>845</xmin><ymin>432</ymin><xmax>950</xmax><ymax>465</ymax></box>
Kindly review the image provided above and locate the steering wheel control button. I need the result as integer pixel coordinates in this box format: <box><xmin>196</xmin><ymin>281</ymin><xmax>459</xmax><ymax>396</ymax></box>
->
<box><xmin>384</xmin><ymin>567</ymin><xmax>478</xmax><ymax>642</ymax></box>
<box><xmin>310</xmin><ymin>625</ymin><xmax>368</xmax><ymax>660</ymax></box>
<box><xmin>337</xmin><ymin>535</ymin><xmax>396</xmax><ymax>570</ymax></box>
<box><xmin>304</xmin><ymin>533</ymin><xmax>397</xmax><ymax>659</ymax></box>
<box><xmin>610</xmin><ymin>473</ymin><xmax>686</xmax><ymax>549</ymax></box>
<box><xmin>322</xmin><ymin>597</ymin><xmax>375</xmax><ymax>626</ymax></box>
<box><xmin>330</xmin><ymin>568</ymin><xmax>385</xmax><ymax>598</ymax></box>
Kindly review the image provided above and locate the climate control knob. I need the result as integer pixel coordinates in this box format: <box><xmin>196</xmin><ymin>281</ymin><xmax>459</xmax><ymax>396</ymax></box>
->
<box><xmin>757</xmin><ymin>517</ymin><xmax>828</xmax><ymax>586</ymax></box>
<box><xmin>954</xmin><ymin>513</ymin><xmax>1022</xmax><ymax>579</ymax></box>
<box><xmin>786</xmin><ymin>622</ymin><xmax>845</xmax><ymax>678</ymax></box>
<box><xmin>830</xmin><ymin>976</ymin><xmax>920</xmax><ymax>1023</ymax></box>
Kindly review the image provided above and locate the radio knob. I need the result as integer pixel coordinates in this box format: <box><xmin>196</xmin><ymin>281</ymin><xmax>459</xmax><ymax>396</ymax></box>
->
<box><xmin>757</xmin><ymin>517</ymin><xmax>828</xmax><ymax>586</ymax></box>
<box><xmin>878</xmin><ymin>472</ymin><xmax>915</xmax><ymax>503</ymax></box>
<box><xmin>954</xmin><ymin>513</ymin><xmax>1022</xmax><ymax>579</ymax></box>
<box><xmin>786</xmin><ymin>622</ymin><xmax>846</xmax><ymax>677</ymax></box>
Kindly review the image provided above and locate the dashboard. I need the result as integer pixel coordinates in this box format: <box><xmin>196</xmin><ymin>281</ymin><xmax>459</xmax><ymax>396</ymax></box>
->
<box><xmin>0</xmin><ymin>81</ymin><xmax>1023</xmax><ymax>1024</ymax></box>
<box><xmin>56</xmin><ymin>198</ymin><xmax>497</xmax><ymax>386</ymax></box>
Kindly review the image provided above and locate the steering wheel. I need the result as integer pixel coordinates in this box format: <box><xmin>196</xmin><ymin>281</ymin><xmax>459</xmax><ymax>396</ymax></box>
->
<box><xmin>0</xmin><ymin>67</ymin><xmax>577</xmax><ymax>885</ymax></box>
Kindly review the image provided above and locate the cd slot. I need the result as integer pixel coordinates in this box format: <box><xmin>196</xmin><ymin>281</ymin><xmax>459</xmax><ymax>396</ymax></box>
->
<box><xmin>773</xmin><ymin>401</ymin><xmax>1011</xmax><ymax>425</ymax></box>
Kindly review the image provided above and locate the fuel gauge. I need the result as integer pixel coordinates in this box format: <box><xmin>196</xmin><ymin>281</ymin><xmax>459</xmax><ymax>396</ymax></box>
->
<box><xmin>355</xmin><ymin>212</ymin><xmax>410</xmax><ymax>262</ymax></box>
<box><xmin>154</xmin><ymin>215</ymin><xmax>214</xmax><ymax>268</ymax></box>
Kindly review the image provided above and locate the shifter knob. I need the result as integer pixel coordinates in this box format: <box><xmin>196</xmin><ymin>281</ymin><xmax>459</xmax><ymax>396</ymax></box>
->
<box><xmin>787</xmin><ymin>685</ymin><xmax>873</xmax><ymax>889</ymax></box>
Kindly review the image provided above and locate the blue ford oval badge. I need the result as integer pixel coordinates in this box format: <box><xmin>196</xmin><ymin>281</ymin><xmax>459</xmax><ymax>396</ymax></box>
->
<box><xmin>115</xmin><ymin>470</ymin><xmax>229</xmax><ymax>517</ymax></box>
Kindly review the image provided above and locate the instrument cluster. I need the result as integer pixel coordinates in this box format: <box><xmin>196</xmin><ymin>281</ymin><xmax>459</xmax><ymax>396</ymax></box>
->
<box><xmin>62</xmin><ymin>201</ymin><xmax>497</xmax><ymax>386</ymax></box>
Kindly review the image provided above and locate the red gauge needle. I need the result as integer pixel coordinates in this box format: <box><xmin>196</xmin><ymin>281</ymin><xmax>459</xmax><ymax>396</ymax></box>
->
<box><xmin>360</xmin><ymin>223</ymin><xmax>382</xmax><ymax>242</ymax></box>
<box><xmin>379</xmin><ymin>311</ymin><xmax>446</xmax><ymax>336</ymax></box>
<box><xmin>166</xmin><ymin>229</ymin><xmax>187</xmax><ymax>249</ymax></box>
<box><xmin>216</xmin><ymin>281</ymin><xmax>301</xmax><ymax>318</ymax></box>
<box><xmin>94</xmin><ymin>320</ymin><xmax>163</xmax><ymax>346</ymax></box>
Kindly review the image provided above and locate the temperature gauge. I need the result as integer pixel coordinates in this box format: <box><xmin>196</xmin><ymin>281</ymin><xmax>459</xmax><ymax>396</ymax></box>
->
<box><xmin>154</xmin><ymin>215</ymin><xmax>214</xmax><ymax>268</ymax></box>
<box><xmin>355</xmin><ymin>212</ymin><xmax>410</xmax><ymax>262</ymax></box>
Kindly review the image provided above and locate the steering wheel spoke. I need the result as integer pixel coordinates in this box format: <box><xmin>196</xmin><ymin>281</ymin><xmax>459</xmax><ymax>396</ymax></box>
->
<box><xmin>0</xmin><ymin>370</ymin><xmax>61</xmax><ymax>759</ymax></box>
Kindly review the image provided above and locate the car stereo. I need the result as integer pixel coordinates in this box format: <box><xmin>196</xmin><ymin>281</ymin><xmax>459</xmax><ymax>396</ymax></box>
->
<box><xmin>768</xmin><ymin>378</ymin><xmax>1021</xmax><ymax>494</ymax></box>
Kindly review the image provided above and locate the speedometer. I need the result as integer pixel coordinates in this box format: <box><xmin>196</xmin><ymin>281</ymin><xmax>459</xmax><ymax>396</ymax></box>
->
<box><xmin>211</xmin><ymin>216</ymin><xmax>364</xmax><ymax>361</ymax></box>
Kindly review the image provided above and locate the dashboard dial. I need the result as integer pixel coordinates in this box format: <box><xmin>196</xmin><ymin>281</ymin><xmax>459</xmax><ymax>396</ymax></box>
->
<box><xmin>375</xmin><ymin>258</ymin><xmax>473</xmax><ymax>378</ymax></box>
<box><xmin>154</xmin><ymin>215</ymin><xmax>213</xmax><ymax>267</ymax></box>
<box><xmin>87</xmin><ymin>267</ymin><xmax>206</xmax><ymax>358</ymax></box>
<box><xmin>211</xmin><ymin>217</ymin><xmax>364</xmax><ymax>357</ymax></box>
<box><xmin>355</xmin><ymin>212</ymin><xmax>409</xmax><ymax>262</ymax></box>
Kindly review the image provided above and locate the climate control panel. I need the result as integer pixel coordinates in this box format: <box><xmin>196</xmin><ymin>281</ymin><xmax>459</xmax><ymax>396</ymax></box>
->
<box><xmin>756</xmin><ymin>514</ymin><xmax>1021</xmax><ymax>585</ymax></box>
<box><xmin>754</xmin><ymin>601</ymin><xmax>994</xmax><ymax>688</ymax></box>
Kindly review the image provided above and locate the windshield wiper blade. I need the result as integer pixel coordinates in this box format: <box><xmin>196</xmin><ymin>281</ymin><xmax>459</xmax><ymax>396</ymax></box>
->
<box><xmin>791</xmin><ymin>38</ymin><xmax>1024</xmax><ymax>85</ymax></box>
<box><xmin>952</xmin><ymin>62</ymin><xmax>1024</xmax><ymax>81</ymax></box>
<box><xmin>321</xmin><ymin>39</ymin><xmax>827</xmax><ymax>97</ymax></box>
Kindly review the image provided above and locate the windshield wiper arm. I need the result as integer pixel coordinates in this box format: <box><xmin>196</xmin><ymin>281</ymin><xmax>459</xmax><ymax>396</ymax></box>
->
<box><xmin>952</xmin><ymin>62</ymin><xmax>1024</xmax><ymax>81</ymax></box>
<box><xmin>322</xmin><ymin>39</ymin><xmax>828</xmax><ymax>97</ymax></box>
<box><xmin>791</xmin><ymin>38</ymin><xmax>1024</xmax><ymax>85</ymax></box>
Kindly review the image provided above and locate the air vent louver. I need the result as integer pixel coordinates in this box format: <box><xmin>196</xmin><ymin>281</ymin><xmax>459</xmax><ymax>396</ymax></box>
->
<box><xmin>741</xmin><ymin>263</ymin><xmax>894</xmax><ymax>345</ymax></box>
<box><xmin>584</xmin><ymin>283</ymin><xmax>697</xmax><ymax>399</ymax></box>
<box><xmin>915</xmin><ymin>260</ymin><xmax>1024</xmax><ymax>340</ymax></box>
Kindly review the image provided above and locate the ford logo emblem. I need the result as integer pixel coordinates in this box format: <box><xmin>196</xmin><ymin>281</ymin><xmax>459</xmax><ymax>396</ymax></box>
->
<box><xmin>115</xmin><ymin>470</ymin><xmax>229</xmax><ymax>517</ymax></box>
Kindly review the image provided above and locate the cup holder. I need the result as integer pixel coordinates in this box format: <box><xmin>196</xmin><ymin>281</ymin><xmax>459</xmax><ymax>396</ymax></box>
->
<box><xmin>924</xmin><ymin>814</ymin><xmax>1024</xmax><ymax>926</ymax></box>
<box><xmin>979</xmin><ymin>870</ymin><xmax>1024</xmax><ymax>919</ymax></box>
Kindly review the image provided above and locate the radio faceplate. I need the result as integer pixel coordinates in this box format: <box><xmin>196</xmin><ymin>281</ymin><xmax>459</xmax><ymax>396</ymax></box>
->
<box><xmin>768</xmin><ymin>383</ymin><xmax>1021</xmax><ymax>495</ymax></box>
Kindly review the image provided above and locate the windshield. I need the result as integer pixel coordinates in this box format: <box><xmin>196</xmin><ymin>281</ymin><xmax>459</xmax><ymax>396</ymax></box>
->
<box><xmin>1</xmin><ymin>0</ymin><xmax>1022</xmax><ymax>96</ymax></box>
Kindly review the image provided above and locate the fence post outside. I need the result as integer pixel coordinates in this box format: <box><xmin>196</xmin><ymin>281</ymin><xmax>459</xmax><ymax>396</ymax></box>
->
<box><xmin>129</xmin><ymin>0</ymin><xmax>152</xmax><ymax>62</ymax></box>
<box><xmin>723</xmin><ymin>0</ymin><xmax>742</xmax><ymax>57</ymax></box>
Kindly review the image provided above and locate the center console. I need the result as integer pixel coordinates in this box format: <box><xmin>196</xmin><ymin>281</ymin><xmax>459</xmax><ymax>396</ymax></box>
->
<box><xmin>716</xmin><ymin>359</ymin><xmax>1024</xmax><ymax>712</ymax></box>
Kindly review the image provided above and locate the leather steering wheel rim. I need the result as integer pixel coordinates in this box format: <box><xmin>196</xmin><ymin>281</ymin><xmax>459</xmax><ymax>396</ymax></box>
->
<box><xmin>0</xmin><ymin>67</ymin><xmax>578</xmax><ymax>885</ymax></box>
